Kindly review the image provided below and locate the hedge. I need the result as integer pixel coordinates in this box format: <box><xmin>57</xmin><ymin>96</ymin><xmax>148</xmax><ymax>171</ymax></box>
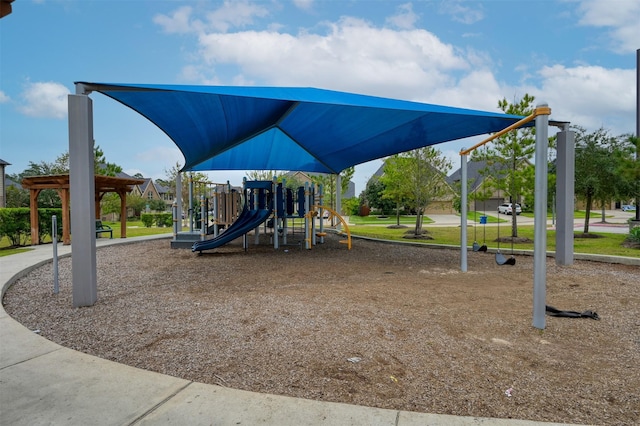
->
<box><xmin>140</xmin><ymin>213</ymin><xmax>173</xmax><ymax>228</ymax></box>
<box><xmin>0</xmin><ymin>208</ymin><xmax>63</xmax><ymax>246</ymax></box>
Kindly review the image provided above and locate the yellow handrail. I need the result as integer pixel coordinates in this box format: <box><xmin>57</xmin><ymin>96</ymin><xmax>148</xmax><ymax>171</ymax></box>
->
<box><xmin>310</xmin><ymin>205</ymin><xmax>352</xmax><ymax>250</ymax></box>
<box><xmin>459</xmin><ymin>105</ymin><xmax>551</xmax><ymax>156</ymax></box>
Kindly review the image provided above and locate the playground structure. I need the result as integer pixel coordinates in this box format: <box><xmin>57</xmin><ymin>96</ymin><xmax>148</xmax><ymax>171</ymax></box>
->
<box><xmin>178</xmin><ymin>178</ymin><xmax>351</xmax><ymax>253</ymax></box>
<box><xmin>170</xmin><ymin>179</ymin><xmax>241</xmax><ymax>249</ymax></box>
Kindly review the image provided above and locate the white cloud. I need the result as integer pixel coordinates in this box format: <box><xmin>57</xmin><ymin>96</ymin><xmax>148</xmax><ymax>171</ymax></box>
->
<box><xmin>575</xmin><ymin>0</ymin><xmax>640</xmax><ymax>53</ymax></box>
<box><xmin>18</xmin><ymin>81</ymin><xmax>70</xmax><ymax>119</ymax></box>
<box><xmin>135</xmin><ymin>146</ymin><xmax>184</xmax><ymax>165</ymax></box>
<box><xmin>533</xmin><ymin>64</ymin><xmax>635</xmax><ymax>134</ymax></box>
<box><xmin>193</xmin><ymin>16</ymin><xmax>470</xmax><ymax>100</ymax></box>
<box><xmin>153</xmin><ymin>6</ymin><xmax>196</xmax><ymax>34</ymax></box>
<box><xmin>205</xmin><ymin>0</ymin><xmax>269</xmax><ymax>32</ymax></box>
<box><xmin>292</xmin><ymin>0</ymin><xmax>314</xmax><ymax>11</ymax></box>
<box><xmin>438</xmin><ymin>0</ymin><xmax>484</xmax><ymax>25</ymax></box>
<box><xmin>155</xmin><ymin>1</ymin><xmax>269</xmax><ymax>34</ymax></box>
<box><xmin>386</xmin><ymin>3</ymin><xmax>419</xmax><ymax>30</ymax></box>
<box><xmin>0</xmin><ymin>90</ymin><xmax>10</xmax><ymax>103</ymax></box>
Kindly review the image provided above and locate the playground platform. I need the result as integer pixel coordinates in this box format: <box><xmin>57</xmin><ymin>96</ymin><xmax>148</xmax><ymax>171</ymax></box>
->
<box><xmin>0</xmin><ymin>235</ymin><xmax>587</xmax><ymax>425</ymax></box>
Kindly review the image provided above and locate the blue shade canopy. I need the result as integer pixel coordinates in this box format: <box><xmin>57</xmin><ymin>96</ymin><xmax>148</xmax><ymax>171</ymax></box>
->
<box><xmin>78</xmin><ymin>82</ymin><xmax>530</xmax><ymax>174</ymax></box>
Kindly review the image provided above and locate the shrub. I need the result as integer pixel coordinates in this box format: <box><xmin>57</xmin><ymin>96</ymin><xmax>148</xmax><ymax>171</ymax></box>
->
<box><xmin>628</xmin><ymin>226</ymin><xmax>640</xmax><ymax>243</ymax></box>
<box><xmin>140</xmin><ymin>213</ymin><xmax>154</xmax><ymax>228</ymax></box>
<box><xmin>342</xmin><ymin>197</ymin><xmax>360</xmax><ymax>216</ymax></box>
<box><xmin>154</xmin><ymin>213</ymin><xmax>173</xmax><ymax>227</ymax></box>
<box><xmin>0</xmin><ymin>208</ymin><xmax>31</xmax><ymax>246</ymax></box>
<box><xmin>38</xmin><ymin>208</ymin><xmax>63</xmax><ymax>243</ymax></box>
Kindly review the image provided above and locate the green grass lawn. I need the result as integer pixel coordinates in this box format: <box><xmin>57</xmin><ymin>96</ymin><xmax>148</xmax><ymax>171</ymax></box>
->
<box><xmin>2</xmin><ymin>219</ymin><xmax>637</xmax><ymax>259</ymax></box>
<box><xmin>466</xmin><ymin>211</ymin><xmax>506</xmax><ymax>223</ymax></box>
<box><xmin>520</xmin><ymin>210</ymin><xmax>606</xmax><ymax>219</ymax></box>
<box><xmin>0</xmin><ymin>220</ymin><xmax>177</xmax><ymax>255</ymax></box>
<box><xmin>100</xmin><ymin>220</ymin><xmax>177</xmax><ymax>238</ymax></box>
<box><xmin>347</xmin><ymin>224</ymin><xmax>639</xmax><ymax>258</ymax></box>
<box><xmin>347</xmin><ymin>214</ymin><xmax>433</xmax><ymax>225</ymax></box>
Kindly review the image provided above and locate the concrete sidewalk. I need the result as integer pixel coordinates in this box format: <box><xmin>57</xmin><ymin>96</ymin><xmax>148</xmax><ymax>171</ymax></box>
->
<box><xmin>0</xmin><ymin>236</ymin><xmax>577</xmax><ymax>425</ymax></box>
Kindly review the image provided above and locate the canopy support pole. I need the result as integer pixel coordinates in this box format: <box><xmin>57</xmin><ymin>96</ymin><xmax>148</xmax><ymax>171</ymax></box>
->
<box><xmin>555</xmin><ymin>126</ymin><xmax>575</xmax><ymax>265</ymax></box>
<box><xmin>533</xmin><ymin>103</ymin><xmax>550</xmax><ymax>329</ymax></box>
<box><xmin>69</xmin><ymin>89</ymin><xmax>97</xmax><ymax>307</ymax></box>
<box><xmin>460</xmin><ymin>154</ymin><xmax>468</xmax><ymax>272</ymax></box>
<box><xmin>336</xmin><ymin>174</ymin><xmax>342</xmax><ymax>230</ymax></box>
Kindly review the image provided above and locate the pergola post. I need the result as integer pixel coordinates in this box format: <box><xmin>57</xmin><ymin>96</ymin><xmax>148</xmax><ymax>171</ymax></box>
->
<box><xmin>69</xmin><ymin>90</ymin><xmax>97</xmax><ymax>307</ymax></box>
<box><xmin>59</xmin><ymin>188</ymin><xmax>71</xmax><ymax>245</ymax></box>
<box><xmin>118</xmin><ymin>189</ymin><xmax>128</xmax><ymax>238</ymax></box>
<box><xmin>28</xmin><ymin>188</ymin><xmax>41</xmax><ymax>245</ymax></box>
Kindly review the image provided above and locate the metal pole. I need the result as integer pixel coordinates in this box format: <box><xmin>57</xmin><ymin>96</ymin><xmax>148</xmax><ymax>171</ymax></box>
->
<box><xmin>200</xmin><ymin>194</ymin><xmax>206</xmax><ymax>241</ymax></box>
<box><xmin>635</xmin><ymin>49</ymin><xmax>639</xmax><ymax>222</ymax></box>
<box><xmin>172</xmin><ymin>200</ymin><xmax>178</xmax><ymax>240</ymax></box>
<box><xmin>52</xmin><ymin>215</ymin><xmax>59</xmax><ymax>294</ymax></box>
<box><xmin>460</xmin><ymin>154</ymin><xmax>468</xmax><ymax>272</ymax></box>
<box><xmin>176</xmin><ymin>172</ymin><xmax>183</xmax><ymax>228</ymax></box>
<box><xmin>213</xmin><ymin>186</ymin><xmax>219</xmax><ymax>237</ymax></box>
<box><xmin>533</xmin><ymin>103</ymin><xmax>549</xmax><ymax>329</ymax></box>
<box><xmin>273</xmin><ymin>176</ymin><xmax>279</xmax><ymax>249</ymax></box>
<box><xmin>188</xmin><ymin>173</ymin><xmax>194</xmax><ymax>233</ymax></box>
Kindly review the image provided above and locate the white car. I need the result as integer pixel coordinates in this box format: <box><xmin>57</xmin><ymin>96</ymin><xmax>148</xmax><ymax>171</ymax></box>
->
<box><xmin>497</xmin><ymin>203</ymin><xmax>522</xmax><ymax>215</ymax></box>
<box><xmin>621</xmin><ymin>205</ymin><xmax>636</xmax><ymax>212</ymax></box>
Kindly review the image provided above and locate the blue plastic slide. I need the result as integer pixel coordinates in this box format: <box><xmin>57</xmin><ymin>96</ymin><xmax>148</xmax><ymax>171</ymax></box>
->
<box><xmin>192</xmin><ymin>206</ymin><xmax>272</xmax><ymax>253</ymax></box>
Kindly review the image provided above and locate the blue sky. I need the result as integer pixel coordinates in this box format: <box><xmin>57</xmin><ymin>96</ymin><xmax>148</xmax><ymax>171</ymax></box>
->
<box><xmin>1</xmin><ymin>0</ymin><xmax>638</xmax><ymax>194</ymax></box>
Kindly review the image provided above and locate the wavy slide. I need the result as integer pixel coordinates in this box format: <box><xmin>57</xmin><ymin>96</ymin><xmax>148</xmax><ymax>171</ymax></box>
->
<box><xmin>192</xmin><ymin>206</ymin><xmax>272</xmax><ymax>253</ymax></box>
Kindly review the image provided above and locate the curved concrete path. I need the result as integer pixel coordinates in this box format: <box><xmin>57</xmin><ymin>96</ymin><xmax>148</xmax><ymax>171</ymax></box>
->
<box><xmin>1</xmin><ymin>235</ymin><xmax>587</xmax><ymax>425</ymax></box>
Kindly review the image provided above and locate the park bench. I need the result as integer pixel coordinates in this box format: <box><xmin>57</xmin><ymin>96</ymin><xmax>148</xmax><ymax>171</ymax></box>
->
<box><xmin>95</xmin><ymin>220</ymin><xmax>113</xmax><ymax>238</ymax></box>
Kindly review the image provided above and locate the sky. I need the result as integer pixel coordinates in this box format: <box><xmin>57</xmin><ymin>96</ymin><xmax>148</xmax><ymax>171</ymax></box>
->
<box><xmin>1</xmin><ymin>0</ymin><xmax>638</xmax><ymax>194</ymax></box>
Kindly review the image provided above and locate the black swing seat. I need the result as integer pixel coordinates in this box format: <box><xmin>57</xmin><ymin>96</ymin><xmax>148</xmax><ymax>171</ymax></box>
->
<box><xmin>495</xmin><ymin>251</ymin><xmax>515</xmax><ymax>265</ymax></box>
<box><xmin>546</xmin><ymin>305</ymin><xmax>599</xmax><ymax>320</ymax></box>
<box><xmin>472</xmin><ymin>242</ymin><xmax>488</xmax><ymax>252</ymax></box>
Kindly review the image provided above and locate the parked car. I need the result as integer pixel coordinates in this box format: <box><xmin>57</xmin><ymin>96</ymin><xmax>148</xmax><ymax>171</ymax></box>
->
<box><xmin>497</xmin><ymin>203</ymin><xmax>522</xmax><ymax>215</ymax></box>
<box><xmin>621</xmin><ymin>205</ymin><xmax>636</xmax><ymax>212</ymax></box>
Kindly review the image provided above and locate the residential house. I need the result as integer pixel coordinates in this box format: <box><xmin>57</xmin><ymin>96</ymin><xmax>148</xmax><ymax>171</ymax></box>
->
<box><xmin>368</xmin><ymin>160</ymin><xmax>456</xmax><ymax>214</ymax></box>
<box><xmin>447</xmin><ymin>159</ymin><xmax>512</xmax><ymax>213</ymax></box>
<box><xmin>284</xmin><ymin>171</ymin><xmax>356</xmax><ymax>199</ymax></box>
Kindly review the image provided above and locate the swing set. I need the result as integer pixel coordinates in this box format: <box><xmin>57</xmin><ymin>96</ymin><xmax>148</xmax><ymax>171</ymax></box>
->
<box><xmin>460</xmin><ymin>106</ymin><xmax>552</xmax><ymax>266</ymax></box>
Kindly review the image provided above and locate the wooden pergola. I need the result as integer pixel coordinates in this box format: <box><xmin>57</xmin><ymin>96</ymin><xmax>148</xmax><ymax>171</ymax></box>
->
<box><xmin>21</xmin><ymin>174</ymin><xmax>145</xmax><ymax>245</ymax></box>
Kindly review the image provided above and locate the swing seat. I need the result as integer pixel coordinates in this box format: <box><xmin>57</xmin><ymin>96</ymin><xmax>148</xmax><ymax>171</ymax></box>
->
<box><xmin>495</xmin><ymin>252</ymin><xmax>516</xmax><ymax>266</ymax></box>
<box><xmin>472</xmin><ymin>242</ymin><xmax>487</xmax><ymax>252</ymax></box>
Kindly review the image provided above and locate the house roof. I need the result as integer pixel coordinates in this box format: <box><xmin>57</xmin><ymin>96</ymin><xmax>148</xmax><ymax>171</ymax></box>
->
<box><xmin>77</xmin><ymin>82</ymin><xmax>533</xmax><ymax>175</ymax></box>
<box><xmin>447</xmin><ymin>159</ymin><xmax>513</xmax><ymax>192</ymax></box>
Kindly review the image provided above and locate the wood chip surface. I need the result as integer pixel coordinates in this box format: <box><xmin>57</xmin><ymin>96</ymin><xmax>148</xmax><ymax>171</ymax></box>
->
<box><xmin>3</xmin><ymin>234</ymin><xmax>639</xmax><ymax>425</ymax></box>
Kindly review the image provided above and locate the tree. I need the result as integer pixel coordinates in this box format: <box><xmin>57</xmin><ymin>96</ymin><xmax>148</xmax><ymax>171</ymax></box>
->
<box><xmin>245</xmin><ymin>170</ymin><xmax>278</xmax><ymax>181</ymax></box>
<box><xmin>5</xmin><ymin>184</ymin><xmax>30</xmax><ymax>208</ymax></box>
<box><xmin>475</xmin><ymin>94</ymin><xmax>537</xmax><ymax>238</ymax></box>
<box><xmin>126</xmin><ymin>194</ymin><xmax>147</xmax><ymax>218</ymax></box>
<box><xmin>380</xmin><ymin>155</ymin><xmax>413</xmax><ymax>225</ymax></box>
<box><xmin>100</xmin><ymin>193</ymin><xmax>122</xmax><ymax>218</ymax></box>
<box><xmin>148</xmin><ymin>199</ymin><xmax>167</xmax><ymax>212</ymax></box>
<box><xmin>616</xmin><ymin>135</ymin><xmax>640</xmax><ymax>222</ymax></box>
<box><xmin>363</xmin><ymin>179</ymin><xmax>394</xmax><ymax>214</ymax></box>
<box><xmin>574</xmin><ymin>127</ymin><xmax>623</xmax><ymax>234</ymax></box>
<box><xmin>384</xmin><ymin>145</ymin><xmax>451</xmax><ymax>236</ymax></box>
<box><xmin>165</xmin><ymin>162</ymin><xmax>209</xmax><ymax>215</ymax></box>
<box><xmin>310</xmin><ymin>167</ymin><xmax>354</xmax><ymax>214</ymax></box>
<box><xmin>17</xmin><ymin>145</ymin><xmax>123</xmax><ymax>209</ymax></box>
